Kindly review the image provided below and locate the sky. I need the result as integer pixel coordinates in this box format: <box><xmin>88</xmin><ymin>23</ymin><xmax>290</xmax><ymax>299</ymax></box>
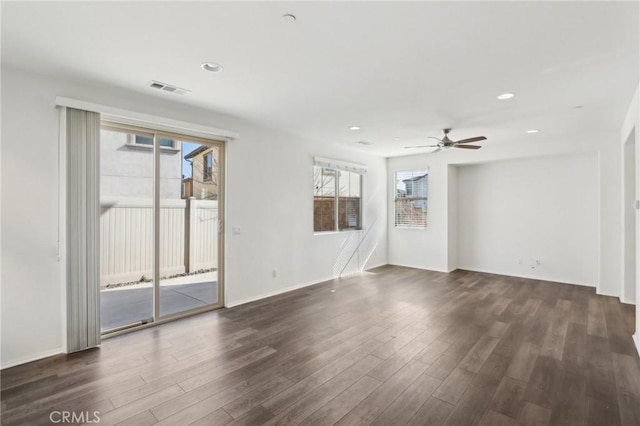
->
<box><xmin>182</xmin><ymin>141</ymin><xmax>200</xmax><ymax>178</ymax></box>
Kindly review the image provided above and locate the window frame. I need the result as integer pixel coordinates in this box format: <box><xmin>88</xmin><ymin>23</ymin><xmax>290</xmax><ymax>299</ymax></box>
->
<box><xmin>394</xmin><ymin>169</ymin><xmax>429</xmax><ymax>229</ymax></box>
<box><xmin>126</xmin><ymin>134</ymin><xmax>180</xmax><ymax>151</ymax></box>
<box><xmin>313</xmin><ymin>164</ymin><xmax>363</xmax><ymax>234</ymax></box>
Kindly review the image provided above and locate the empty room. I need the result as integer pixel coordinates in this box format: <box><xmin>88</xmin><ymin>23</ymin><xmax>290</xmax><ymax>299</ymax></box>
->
<box><xmin>1</xmin><ymin>1</ymin><xmax>640</xmax><ymax>425</ymax></box>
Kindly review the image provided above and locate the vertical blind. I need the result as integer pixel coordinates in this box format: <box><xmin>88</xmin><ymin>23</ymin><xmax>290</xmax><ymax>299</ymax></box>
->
<box><xmin>66</xmin><ymin>107</ymin><xmax>101</xmax><ymax>352</ymax></box>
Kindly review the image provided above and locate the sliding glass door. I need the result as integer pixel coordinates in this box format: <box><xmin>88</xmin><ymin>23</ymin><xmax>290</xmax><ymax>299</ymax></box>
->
<box><xmin>159</xmin><ymin>138</ymin><xmax>220</xmax><ymax>317</ymax></box>
<box><xmin>99</xmin><ymin>124</ymin><xmax>224</xmax><ymax>334</ymax></box>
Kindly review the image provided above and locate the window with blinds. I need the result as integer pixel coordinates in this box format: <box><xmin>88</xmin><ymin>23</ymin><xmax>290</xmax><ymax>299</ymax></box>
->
<box><xmin>313</xmin><ymin>158</ymin><xmax>365</xmax><ymax>232</ymax></box>
<box><xmin>395</xmin><ymin>169</ymin><xmax>428</xmax><ymax>228</ymax></box>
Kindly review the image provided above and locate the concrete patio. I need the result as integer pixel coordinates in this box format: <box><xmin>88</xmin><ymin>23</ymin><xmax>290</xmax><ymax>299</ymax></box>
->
<box><xmin>100</xmin><ymin>272</ymin><xmax>218</xmax><ymax>331</ymax></box>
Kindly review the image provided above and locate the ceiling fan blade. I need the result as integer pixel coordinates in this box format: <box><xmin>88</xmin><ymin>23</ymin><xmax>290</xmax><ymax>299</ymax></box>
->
<box><xmin>431</xmin><ymin>147</ymin><xmax>442</xmax><ymax>153</ymax></box>
<box><xmin>404</xmin><ymin>145</ymin><xmax>440</xmax><ymax>149</ymax></box>
<box><xmin>455</xmin><ymin>136</ymin><xmax>487</xmax><ymax>144</ymax></box>
<box><xmin>454</xmin><ymin>144</ymin><xmax>482</xmax><ymax>150</ymax></box>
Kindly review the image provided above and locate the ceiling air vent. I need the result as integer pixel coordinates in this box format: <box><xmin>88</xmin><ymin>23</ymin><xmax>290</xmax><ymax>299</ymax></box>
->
<box><xmin>148</xmin><ymin>80</ymin><xmax>190</xmax><ymax>95</ymax></box>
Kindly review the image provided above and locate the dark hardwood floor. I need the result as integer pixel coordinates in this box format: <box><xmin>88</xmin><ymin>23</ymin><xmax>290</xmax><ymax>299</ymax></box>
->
<box><xmin>2</xmin><ymin>266</ymin><xmax>640</xmax><ymax>425</ymax></box>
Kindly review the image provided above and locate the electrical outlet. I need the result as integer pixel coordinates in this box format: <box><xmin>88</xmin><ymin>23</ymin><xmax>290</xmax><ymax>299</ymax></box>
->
<box><xmin>232</xmin><ymin>226</ymin><xmax>241</xmax><ymax>235</ymax></box>
<box><xmin>272</xmin><ymin>269</ymin><xmax>278</xmax><ymax>278</ymax></box>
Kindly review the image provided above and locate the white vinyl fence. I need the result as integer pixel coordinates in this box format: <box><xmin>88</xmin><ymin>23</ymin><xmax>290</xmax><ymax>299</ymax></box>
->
<box><xmin>100</xmin><ymin>197</ymin><xmax>218</xmax><ymax>286</ymax></box>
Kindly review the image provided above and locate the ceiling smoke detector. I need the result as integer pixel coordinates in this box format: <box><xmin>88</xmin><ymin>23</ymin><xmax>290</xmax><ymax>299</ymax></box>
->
<box><xmin>148</xmin><ymin>80</ymin><xmax>190</xmax><ymax>95</ymax></box>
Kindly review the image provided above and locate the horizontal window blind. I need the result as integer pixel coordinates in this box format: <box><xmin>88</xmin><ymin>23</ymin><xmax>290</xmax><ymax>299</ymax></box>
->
<box><xmin>395</xmin><ymin>169</ymin><xmax>428</xmax><ymax>228</ymax></box>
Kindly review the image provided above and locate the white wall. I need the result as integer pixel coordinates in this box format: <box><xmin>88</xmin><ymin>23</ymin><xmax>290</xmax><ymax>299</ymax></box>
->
<box><xmin>621</xmin><ymin>84</ymin><xmax>639</xmax><ymax>353</ymax></box>
<box><xmin>623</xmin><ymin>131</ymin><xmax>636</xmax><ymax>304</ymax></box>
<box><xmin>388</xmin><ymin>130</ymin><xmax>623</xmax><ymax>295</ymax></box>
<box><xmin>457</xmin><ymin>153</ymin><xmax>599</xmax><ymax>286</ymax></box>
<box><xmin>387</xmin><ymin>160</ymin><xmax>450</xmax><ymax>272</ymax></box>
<box><xmin>0</xmin><ymin>66</ymin><xmax>387</xmax><ymax>368</ymax></box>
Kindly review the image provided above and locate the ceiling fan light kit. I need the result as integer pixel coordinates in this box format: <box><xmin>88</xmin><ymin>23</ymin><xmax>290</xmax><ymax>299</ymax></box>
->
<box><xmin>405</xmin><ymin>128</ymin><xmax>486</xmax><ymax>152</ymax></box>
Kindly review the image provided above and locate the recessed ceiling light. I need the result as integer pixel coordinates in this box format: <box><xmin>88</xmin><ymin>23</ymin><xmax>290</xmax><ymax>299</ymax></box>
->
<box><xmin>497</xmin><ymin>92</ymin><xmax>515</xmax><ymax>100</ymax></box>
<box><xmin>281</xmin><ymin>14</ymin><xmax>296</xmax><ymax>23</ymax></box>
<box><xmin>349</xmin><ymin>126</ymin><xmax>361</xmax><ymax>131</ymax></box>
<box><xmin>526</xmin><ymin>129</ymin><xmax>540</xmax><ymax>134</ymax></box>
<box><xmin>201</xmin><ymin>63</ymin><xmax>223</xmax><ymax>73</ymax></box>
<box><xmin>394</xmin><ymin>137</ymin><xmax>401</xmax><ymax>141</ymax></box>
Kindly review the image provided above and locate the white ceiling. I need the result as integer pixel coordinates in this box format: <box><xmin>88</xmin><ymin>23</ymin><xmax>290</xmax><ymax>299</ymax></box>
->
<box><xmin>2</xmin><ymin>1</ymin><xmax>638</xmax><ymax>157</ymax></box>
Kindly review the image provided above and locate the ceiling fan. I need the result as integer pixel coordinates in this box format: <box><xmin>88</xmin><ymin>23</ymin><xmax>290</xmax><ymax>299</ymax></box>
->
<box><xmin>405</xmin><ymin>128</ymin><xmax>486</xmax><ymax>153</ymax></box>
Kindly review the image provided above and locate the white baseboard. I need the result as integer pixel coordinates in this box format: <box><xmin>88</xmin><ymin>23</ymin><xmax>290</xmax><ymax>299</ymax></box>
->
<box><xmin>226</xmin><ymin>264</ymin><xmax>390</xmax><ymax>309</ymax></box>
<box><xmin>226</xmin><ymin>275</ymin><xmax>337</xmax><ymax>308</ymax></box>
<box><xmin>386</xmin><ymin>262</ymin><xmax>450</xmax><ymax>273</ymax></box>
<box><xmin>596</xmin><ymin>288</ymin><xmax>621</xmax><ymax>298</ymax></box>
<box><xmin>457</xmin><ymin>265</ymin><xmax>596</xmax><ymax>289</ymax></box>
<box><xmin>620</xmin><ymin>296</ymin><xmax>636</xmax><ymax>305</ymax></box>
<box><xmin>362</xmin><ymin>263</ymin><xmax>388</xmax><ymax>271</ymax></box>
<box><xmin>1</xmin><ymin>347</ymin><xmax>63</xmax><ymax>370</ymax></box>
<box><xmin>225</xmin><ymin>263</ymin><xmax>388</xmax><ymax>308</ymax></box>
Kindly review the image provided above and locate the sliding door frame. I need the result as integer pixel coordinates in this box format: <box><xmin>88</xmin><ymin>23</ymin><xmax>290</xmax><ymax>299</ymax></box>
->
<box><xmin>101</xmin><ymin>121</ymin><xmax>225</xmax><ymax>336</ymax></box>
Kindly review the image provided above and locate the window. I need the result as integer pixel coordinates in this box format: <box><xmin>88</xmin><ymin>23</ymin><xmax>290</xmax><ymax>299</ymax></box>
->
<box><xmin>203</xmin><ymin>152</ymin><xmax>213</xmax><ymax>182</ymax></box>
<box><xmin>131</xmin><ymin>135</ymin><xmax>176</xmax><ymax>148</ymax></box>
<box><xmin>395</xmin><ymin>169</ymin><xmax>428</xmax><ymax>228</ymax></box>
<box><xmin>313</xmin><ymin>158</ymin><xmax>364</xmax><ymax>232</ymax></box>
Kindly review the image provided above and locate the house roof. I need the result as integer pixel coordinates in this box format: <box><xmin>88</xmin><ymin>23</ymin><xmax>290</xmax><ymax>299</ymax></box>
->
<box><xmin>184</xmin><ymin>146</ymin><xmax>211</xmax><ymax>160</ymax></box>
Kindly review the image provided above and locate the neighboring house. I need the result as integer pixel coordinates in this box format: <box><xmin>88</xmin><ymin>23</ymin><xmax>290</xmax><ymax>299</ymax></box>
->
<box><xmin>183</xmin><ymin>145</ymin><xmax>219</xmax><ymax>200</ymax></box>
<box><xmin>403</xmin><ymin>173</ymin><xmax>428</xmax><ymax>210</ymax></box>
<box><xmin>395</xmin><ymin>173</ymin><xmax>428</xmax><ymax>228</ymax></box>
<box><xmin>100</xmin><ymin>130</ymin><xmax>182</xmax><ymax>199</ymax></box>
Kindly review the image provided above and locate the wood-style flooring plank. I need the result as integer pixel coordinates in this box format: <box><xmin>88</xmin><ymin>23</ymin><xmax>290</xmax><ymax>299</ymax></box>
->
<box><xmin>505</xmin><ymin>341</ymin><xmax>540</xmax><ymax>382</ymax></box>
<box><xmin>611</xmin><ymin>352</ymin><xmax>640</xmax><ymax>426</ymax></box>
<box><xmin>1</xmin><ymin>266</ymin><xmax>638</xmax><ymax>426</ymax></box>
<box><xmin>585</xmin><ymin>396</ymin><xmax>620</xmax><ymax>426</ymax></box>
<box><xmin>478</xmin><ymin>410</ymin><xmax>517</xmax><ymax>426</ymax></box>
<box><xmin>406</xmin><ymin>396</ymin><xmax>454</xmax><ymax>426</ymax></box>
<box><xmin>431</xmin><ymin>367</ymin><xmax>476</xmax><ymax>405</ymax></box>
<box><xmin>371</xmin><ymin>373</ymin><xmax>441</xmax><ymax>426</ymax></box>
<box><xmin>458</xmin><ymin>335</ymin><xmax>500</xmax><ymax>373</ymax></box>
<box><xmin>517</xmin><ymin>401</ymin><xmax>552</xmax><ymax>426</ymax></box>
<box><xmin>441</xmin><ymin>353</ymin><xmax>509</xmax><ymax>426</ymax></box>
<box><xmin>488</xmin><ymin>376</ymin><xmax>527</xmax><ymax>419</ymax></box>
<box><xmin>335</xmin><ymin>360</ymin><xmax>429</xmax><ymax>425</ymax></box>
<box><xmin>298</xmin><ymin>376</ymin><xmax>381</xmax><ymax>426</ymax></box>
<box><xmin>587</xmin><ymin>297</ymin><xmax>608</xmax><ymax>337</ymax></box>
